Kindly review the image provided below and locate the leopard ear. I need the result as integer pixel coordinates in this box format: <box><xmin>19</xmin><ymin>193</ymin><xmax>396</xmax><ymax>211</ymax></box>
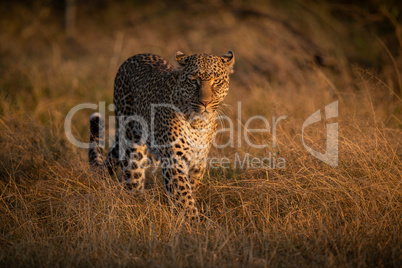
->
<box><xmin>221</xmin><ymin>51</ymin><xmax>235</xmax><ymax>73</ymax></box>
<box><xmin>175</xmin><ymin>51</ymin><xmax>189</xmax><ymax>66</ymax></box>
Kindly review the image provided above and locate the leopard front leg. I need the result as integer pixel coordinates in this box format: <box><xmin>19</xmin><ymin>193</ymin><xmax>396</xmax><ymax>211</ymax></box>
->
<box><xmin>189</xmin><ymin>161</ymin><xmax>207</xmax><ymax>194</ymax></box>
<box><xmin>161</xmin><ymin>158</ymin><xmax>199</xmax><ymax>220</ymax></box>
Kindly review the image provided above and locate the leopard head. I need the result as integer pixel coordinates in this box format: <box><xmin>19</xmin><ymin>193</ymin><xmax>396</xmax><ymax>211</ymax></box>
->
<box><xmin>174</xmin><ymin>51</ymin><xmax>235</xmax><ymax>115</ymax></box>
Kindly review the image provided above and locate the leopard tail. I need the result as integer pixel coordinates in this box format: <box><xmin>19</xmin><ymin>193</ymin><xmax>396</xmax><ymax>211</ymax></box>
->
<box><xmin>89</xmin><ymin>113</ymin><xmax>106</xmax><ymax>175</ymax></box>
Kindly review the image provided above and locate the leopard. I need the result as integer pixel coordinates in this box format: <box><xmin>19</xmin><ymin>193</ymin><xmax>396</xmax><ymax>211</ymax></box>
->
<box><xmin>89</xmin><ymin>51</ymin><xmax>235</xmax><ymax>220</ymax></box>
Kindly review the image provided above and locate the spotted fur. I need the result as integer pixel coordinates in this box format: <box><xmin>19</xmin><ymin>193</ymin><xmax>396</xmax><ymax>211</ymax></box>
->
<box><xmin>89</xmin><ymin>51</ymin><xmax>235</xmax><ymax>220</ymax></box>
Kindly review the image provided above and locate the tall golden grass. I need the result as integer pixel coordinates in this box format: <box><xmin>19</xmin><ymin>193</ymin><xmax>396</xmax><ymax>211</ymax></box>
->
<box><xmin>0</xmin><ymin>1</ymin><xmax>401</xmax><ymax>267</ymax></box>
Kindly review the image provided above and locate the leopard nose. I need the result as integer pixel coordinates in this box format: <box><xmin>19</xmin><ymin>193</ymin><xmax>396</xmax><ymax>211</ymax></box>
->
<box><xmin>200</xmin><ymin>100</ymin><xmax>211</xmax><ymax>107</ymax></box>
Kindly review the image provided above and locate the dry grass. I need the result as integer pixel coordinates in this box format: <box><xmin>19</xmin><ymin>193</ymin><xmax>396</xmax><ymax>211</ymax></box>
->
<box><xmin>0</xmin><ymin>1</ymin><xmax>401</xmax><ymax>267</ymax></box>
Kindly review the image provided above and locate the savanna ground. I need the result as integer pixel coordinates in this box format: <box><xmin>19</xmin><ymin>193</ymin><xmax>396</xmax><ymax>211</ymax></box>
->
<box><xmin>0</xmin><ymin>0</ymin><xmax>401</xmax><ymax>267</ymax></box>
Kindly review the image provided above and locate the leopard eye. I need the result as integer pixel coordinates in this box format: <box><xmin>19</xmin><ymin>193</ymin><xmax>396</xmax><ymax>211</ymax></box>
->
<box><xmin>188</xmin><ymin>76</ymin><xmax>198</xmax><ymax>84</ymax></box>
<box><xmin>213</xmin><ymin>79</ymin><xmax>222</xmax><ymax>85</ymax></box>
